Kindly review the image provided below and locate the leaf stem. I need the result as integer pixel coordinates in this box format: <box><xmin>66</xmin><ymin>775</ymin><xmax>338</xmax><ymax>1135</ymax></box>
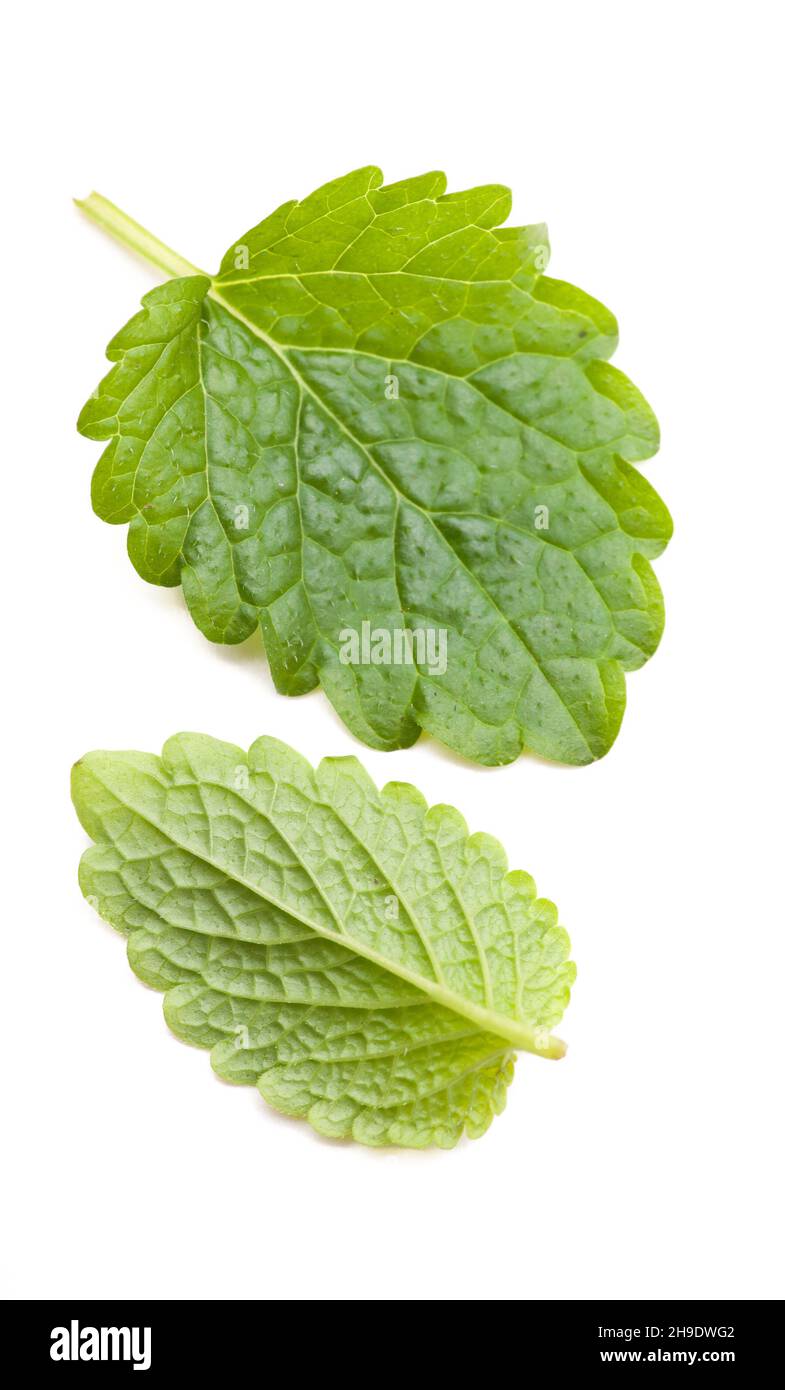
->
<box><xmin>525</xmin><ymin>1031</ymin><xmax>567</xmax><ymax>1061</ymax></box>
<box><xmin>74</xmin><ymin>192</ymin><xmax>207</xmax><ymax>280</ymax></box>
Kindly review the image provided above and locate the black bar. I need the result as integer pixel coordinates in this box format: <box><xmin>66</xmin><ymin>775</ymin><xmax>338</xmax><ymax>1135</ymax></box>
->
<box><xmin>1</xmin><ymin>1299</ymin><xmax>781</xmax><ymax>1375</ymax></box>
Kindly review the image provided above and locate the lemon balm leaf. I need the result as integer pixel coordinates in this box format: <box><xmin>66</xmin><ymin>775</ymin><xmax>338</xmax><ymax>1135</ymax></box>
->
<box><xmin>77</xmin><ymin>170</ymin><xmax>671</xmax><ymax>765</ymax></box>
<box><xmin>72</xmin><ymin>733</ymin><xmax>575</xmax><ymax>1148</ymax></box>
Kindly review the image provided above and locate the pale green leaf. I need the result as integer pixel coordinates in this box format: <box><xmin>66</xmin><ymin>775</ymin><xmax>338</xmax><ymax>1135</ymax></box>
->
<box><xmin>72</xmin><ymin>733</ymin><xmax>575</xmax><ymax>1148</ymax></box>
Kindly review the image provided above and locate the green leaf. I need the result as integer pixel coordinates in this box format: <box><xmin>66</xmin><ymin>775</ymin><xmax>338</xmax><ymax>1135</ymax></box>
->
<box><xmin>77</xmin><ymin>169</ymin><xmax>671</xmax><ymax>765</ymax></box>
<box><xmin>72</xmin><ymin>733</ymin><xmax>575</xmax><ymax>1148</ymax></box>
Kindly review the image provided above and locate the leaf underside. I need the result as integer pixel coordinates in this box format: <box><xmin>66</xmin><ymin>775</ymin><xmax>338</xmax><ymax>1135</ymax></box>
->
<box><xmin>72</xmin><ymin>733</ymin><xmax>575</xmax><ymax>1147</ymax></box>
<box><xmin>78</xmin><ymin>167</ymin><xmax>671</xmax><ymax>765</ymax></box>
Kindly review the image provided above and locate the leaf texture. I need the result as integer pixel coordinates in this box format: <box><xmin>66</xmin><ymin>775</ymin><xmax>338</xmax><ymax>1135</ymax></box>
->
<box><xmin>78</xmin><ymin>168</ymin><xmax>671</xmax><ymax>765</ymax></box>
<box><xmin>72</xmin><ymin>733</ymin><xmax>575</xmax><ymax>1147</ymax></box>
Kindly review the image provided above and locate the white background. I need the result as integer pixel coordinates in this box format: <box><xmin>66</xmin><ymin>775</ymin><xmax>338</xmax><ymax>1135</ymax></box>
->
<box><xmin>2</xmin><ymin>0</ymin><xmax>783</xmax><ymax>1302</ymax></box>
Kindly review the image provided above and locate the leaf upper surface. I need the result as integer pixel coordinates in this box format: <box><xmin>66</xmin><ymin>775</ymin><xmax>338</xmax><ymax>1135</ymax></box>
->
<box><xmin>78</xmin><ymin>169</ymin><xmax>671</xmax><ymax>764</ymax></box>
<box><xmin>72</xmin><ymin>733</ymin><xmax>575</xmax><ymax>1147</ymax></box>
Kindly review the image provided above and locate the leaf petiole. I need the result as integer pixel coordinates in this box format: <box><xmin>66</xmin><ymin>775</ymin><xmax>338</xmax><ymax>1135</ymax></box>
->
<box><xmin>75</xmin><ymin>192</ymin><xmax>205</xmax><ymax>280</ymax></box>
